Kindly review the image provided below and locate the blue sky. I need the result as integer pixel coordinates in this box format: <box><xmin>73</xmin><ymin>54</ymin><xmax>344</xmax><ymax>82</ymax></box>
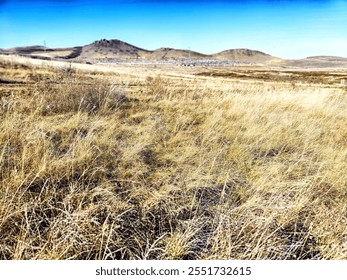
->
<box><xmin>0</xmin><ymin>0</ymin><xmax>346</xmax><ymax>58</ymax></box>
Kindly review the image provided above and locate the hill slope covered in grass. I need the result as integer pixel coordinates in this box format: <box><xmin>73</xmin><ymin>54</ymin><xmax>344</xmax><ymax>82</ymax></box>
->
<box><xmin>0</xmin><ymin>59</ymin><xmax>346</xmax><ymax>259</ymax></box>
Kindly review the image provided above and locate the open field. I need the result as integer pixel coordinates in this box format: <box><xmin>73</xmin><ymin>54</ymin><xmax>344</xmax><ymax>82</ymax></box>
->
<box><xmin>0</xmin><ymin>55</ymin><xmax>346</xmax><ymax>259</ymax></box>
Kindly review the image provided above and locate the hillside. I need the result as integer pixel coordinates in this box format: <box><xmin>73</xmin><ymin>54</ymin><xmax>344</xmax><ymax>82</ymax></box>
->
<box><xmin>0</xmin><ymin>39</ymin><xmax>280</xmax><ymax>64</ymax></box>
<box><xmin>147</xmin><ymin>47</ymin><xmax>210</xmax><ymax>60</ymax></box>
<box><xmin>285</xmin><ymin>56</ymin><xmax>347</xmax><ymax>68</ymax></box>
<box><xmin>77</xmin><ymin>39</ymin><xmax>151</xmax><ymax>61</ymax></box>
<box><xmin>2</xmin><ymin>39</ymin><xmax>347</xmax><ymax>67</ymax></box>
<box><xmin>213</xmin><ymin>49</ymin><xmax>283</xmax><ymax>64</ymax></box>
<box><xmin>1</xmin><ymin>45</ymin><xmax>81</xmax><ymax>59</ymax></box>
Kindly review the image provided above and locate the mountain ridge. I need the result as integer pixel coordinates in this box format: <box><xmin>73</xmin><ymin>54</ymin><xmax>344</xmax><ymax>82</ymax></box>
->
<box><xmin>1</xmin><ymin>38</ymin><xmax>347</xmax><ymax>67</ymax></box>
<box><xmin>0</xmin><ymin>38</ymin><xmax>278</xmax><ymax>64</ymax></box>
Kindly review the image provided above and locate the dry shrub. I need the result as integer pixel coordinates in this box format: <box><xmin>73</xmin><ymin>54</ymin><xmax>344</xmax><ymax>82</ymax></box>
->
<box><xmin>25</xmin><ymin>72</ymin><xmax>130</xmax><ymax>115</ymax></box>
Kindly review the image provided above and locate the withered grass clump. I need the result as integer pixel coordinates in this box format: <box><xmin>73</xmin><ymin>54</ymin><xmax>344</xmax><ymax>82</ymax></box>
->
<box><xmin>0</xmin><ymin>60</ymin><xmax>346</xmax><ymax>259</ymax></box>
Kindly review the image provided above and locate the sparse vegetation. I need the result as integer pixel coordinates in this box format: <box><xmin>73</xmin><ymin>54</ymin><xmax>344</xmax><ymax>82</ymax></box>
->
<box><xmin>0</xmin><ymin>57</ymin><xmax>346</xmax><ymax>260</ymax></box>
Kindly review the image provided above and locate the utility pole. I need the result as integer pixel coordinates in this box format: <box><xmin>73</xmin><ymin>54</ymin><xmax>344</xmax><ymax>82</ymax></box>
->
<box><xmin>43</xmin><ymin>40</ymin><xmax>47</xmax><ymax>53</ymax></box>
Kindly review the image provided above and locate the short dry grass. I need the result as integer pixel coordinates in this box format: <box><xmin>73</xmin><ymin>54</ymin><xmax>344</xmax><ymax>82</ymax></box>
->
<box><xmin>0</xmin><ymin>59</ymin><xmax>346</xmax><ymax>259</ymax></box>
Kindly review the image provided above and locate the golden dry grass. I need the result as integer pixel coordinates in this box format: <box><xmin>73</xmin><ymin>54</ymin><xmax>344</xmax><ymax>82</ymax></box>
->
<box><xmin>0</xmin><ymin>58</ymin><xmax>346</xmax><ymax>259</ymax></box>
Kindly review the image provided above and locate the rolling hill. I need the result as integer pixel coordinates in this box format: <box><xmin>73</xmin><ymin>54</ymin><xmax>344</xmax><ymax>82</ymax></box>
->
<box><xmin>0</xmin><ymin>39</ymin><xmax>280</xmax><ymax>64</ymax></box>
<box><xmin>147</xmin><ymin>47</ymin><xmax>210</xmax><ymax>60</ymax></box>
<box><xmin>213</xmin><ymin>48</ymin><xmax>283</xmax><ymax>63</ymax></box>
<box><xmin>76</xmin><ymin>39</ymin><xmax>150</xmax><ymax>60</ymax></box>
<box><xmin>285</xmin><ymin>56</ymin><xmax>347</xmax><ymax>68</ymax></box>
<box><xmin>1</xmin><ymin>39</ymin><xmax>346</xmax><ymax>67</ymax></box>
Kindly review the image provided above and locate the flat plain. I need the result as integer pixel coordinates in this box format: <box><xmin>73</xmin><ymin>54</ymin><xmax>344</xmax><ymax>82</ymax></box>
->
<box><xmin>0</xmin><ymin>54</ymin><xmax>346</xmax><ymax>259</ymax></box>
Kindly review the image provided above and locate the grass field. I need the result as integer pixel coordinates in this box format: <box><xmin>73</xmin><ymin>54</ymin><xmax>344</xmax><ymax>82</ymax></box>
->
<box><xmin>0</xmin><ymin>55</ymin><xmax>346</xmax><ymax>259</ymax></box>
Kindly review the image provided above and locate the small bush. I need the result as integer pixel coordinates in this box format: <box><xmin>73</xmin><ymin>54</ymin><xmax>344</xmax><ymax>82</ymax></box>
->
<box><xmin>31</xmin><ymin>73</ymin><xmax>129</xmax><ymax>115</ymax></box>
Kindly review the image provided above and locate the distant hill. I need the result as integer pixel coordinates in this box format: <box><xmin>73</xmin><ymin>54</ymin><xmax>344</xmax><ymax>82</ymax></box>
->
<box><xmin>0</xmin><ymin>39</ymin><xmax>281</xmax><ymax>64</ymax></box>
<box><xmin>285</xmin><ymin>56</ymin><xmax>347</xmax><ymax>68</ymax></box>
<box><xmin>212</xmin><ymin>48</ymin><xmax>282</xmax><ymax>63</ymax></box>
<box><xmin>147</xmin><ymin>47</ymin><xmax>210</xmax><ymax>60</ymax></box>
<box><xmin>7</xmin><ymin>45</ymin><xmax>47</xmax><ymax>54</ymax></box>
<box><xmin>1</xmin><ymin>38</ymin><xmax>346</xmax><ymax>67</ymax></box>
<box><xmin>1</xmin><ymin>45</ymin><xmax>81</xmax><ymax>59</ymax></box>
<box><xmin>77</xmin><ymin>39</ymin><xmax>151</xmax><ymax>60</ymax></box>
